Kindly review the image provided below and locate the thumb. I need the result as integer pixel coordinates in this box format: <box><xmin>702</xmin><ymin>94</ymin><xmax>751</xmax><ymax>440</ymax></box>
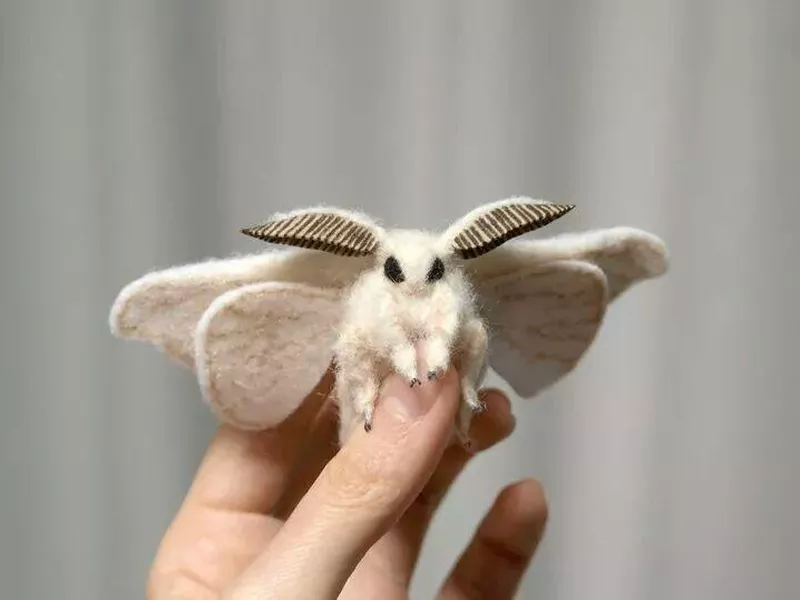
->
<box><xmin>225</xmin><ymin>369</ymin><xmax>461</xmax><ymax>600</ymax></box>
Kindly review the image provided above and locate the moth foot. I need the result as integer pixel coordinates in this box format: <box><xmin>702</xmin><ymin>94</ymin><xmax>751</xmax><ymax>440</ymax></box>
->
<box><xmin>463</xmin><ymin>385</ymin><xmax>486</xmax><ymax>413</ymax></box>
<box><xmin>360</xmin><ymin>405</ymin><xmax>375</xmax><ymax>433</ymax></box>
<box><xmin>427</xmin><ymin>368</ymin><xmax>444</xmax><ymax>381</ymax></box>
<box><xmin>455</xmin><ymin>424</ymin><xmax>474</xmax><ymax>450</ymax></box>
<box><xmin>409</xmin><ymin>377</ymin><xmax>422</xmax><ymax>388</ymax></box>
<box><xmin>423</xmin><ymin>337</ymin><xmax>450</xmax><ymax>383</ymax></box>
<box><xmin>472</xmin><ymin>399</ymin><xmax>488</xmax><ymax>414</ymax></box>
<box><xmin>456</xmin><ymin>399</ymin><xmax>476</xmax><ymax>448</ymax></box>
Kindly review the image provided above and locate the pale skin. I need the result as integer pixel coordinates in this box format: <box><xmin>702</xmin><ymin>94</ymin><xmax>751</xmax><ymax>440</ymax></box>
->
<box><xmin>148</xmin><ymin>367</ymin><xmax>548</xmax><ymax>599</ymax></box>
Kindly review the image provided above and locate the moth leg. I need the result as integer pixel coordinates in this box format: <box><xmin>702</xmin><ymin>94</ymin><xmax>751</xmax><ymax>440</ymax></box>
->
<box><xmin>335</xmin><ymin>363</ymin><xmax>380</xmax><ymax>433</ymax></box>
<box><xmin>423</xmin><ymin>334</ymin><xmax>451</xmax><ymax>381</ymax></box>
<box><xmin>392</xmin><ymin>343</ymin><xmax>421</xmax><ymax>387</ymax></box>
<box><xmin>456</xmin><ymin>317</ymin><xmax>489</xmax><ymax>439</ymax></box>
<box><xmin>423</xmin><ymin>294</ymin><xmax>461</xmax><ymax>380</ymax></box>
<box><xmin>334</xmin><ymin>328</ymin><xmax>381</xmax><ymax>433</ymax></box>
<box><xmin>353</xmin><ymin>374</ymin><xmax>379</xmax><ymax>432</ymax></box>
<box><xmin>383</xmin><ymin>323</ymin><xmax>420</xmax><ymax>386</ymax></box>
<box><xmin>456</xmin><ymin>402</ymin><xmax>476</xmax><ymax>447</ymax></box>
<box><xmin>334</xmin><ymin>381</ymin><xmax>358</xmax><ymax>443</ymax></box>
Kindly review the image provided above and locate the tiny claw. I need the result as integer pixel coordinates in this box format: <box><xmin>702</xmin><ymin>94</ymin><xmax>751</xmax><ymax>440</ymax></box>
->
<box><xmin>427</xmin><ymin>369</ymin><xmax>442</xmax><ymax>381</ymax></box>
<box><xmin>364</xmin><ymin>419</ymin><xmax>373</xmax><ymax>433</ymax></box>
<box><xmin>409</xmin><ymin>377</ymin><xmax>422</xmax><ymax>388</ymax></box>
<box><xmin>472</xmin><ymin>399</ymin><xmax>488</xmax><ymax>414</ymax></box>
<box><xmin>455</xmin><ymin>430</ymin><xmax>474</xmax><ymax>451</ymax></box>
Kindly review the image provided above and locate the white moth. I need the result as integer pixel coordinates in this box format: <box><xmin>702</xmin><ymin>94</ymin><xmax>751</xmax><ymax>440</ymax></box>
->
<box><xmin>109</xmin><ymin>197</ymin><xmax>668</xmax><ymax>445</ymax></box>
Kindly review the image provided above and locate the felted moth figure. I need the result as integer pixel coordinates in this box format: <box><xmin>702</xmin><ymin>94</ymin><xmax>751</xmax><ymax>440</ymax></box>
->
<box><xmin>109</xmin><ymin>197</ymin><xmax>668</xmax><ymax>445</ymax></box>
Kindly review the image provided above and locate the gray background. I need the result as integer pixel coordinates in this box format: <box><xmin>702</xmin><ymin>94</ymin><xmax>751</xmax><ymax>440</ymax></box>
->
<box><xmin>2</xmin><ymin>1</ymin><xmax>799</xmax><ymax>598</ymax></box>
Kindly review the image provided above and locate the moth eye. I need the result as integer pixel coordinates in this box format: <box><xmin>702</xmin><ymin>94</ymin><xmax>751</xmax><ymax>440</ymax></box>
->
<box><xmin>426</xmin><ymin>257</ymin><xmax>445</xmax><ymax>283</ymax></box>
<box><xmin>383</xmin><ymin>256</ymin><xmax>405</xmax><ymax>283</ymax></box>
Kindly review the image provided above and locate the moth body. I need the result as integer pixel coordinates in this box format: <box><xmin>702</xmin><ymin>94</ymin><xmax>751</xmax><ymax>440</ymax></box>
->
<box><xmin>333</xmin><ymin>229</ymin><xmax>488</xmax><ymax>442</ymax></box>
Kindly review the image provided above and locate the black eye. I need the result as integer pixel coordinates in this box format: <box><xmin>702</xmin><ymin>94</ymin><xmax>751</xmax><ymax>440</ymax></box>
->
<box><xmin>426</xmin><ymin>257</ymin><xmax>445</xmax><ymax>283</ymax></box>
<box><xmin>383</xmin><ymin>256</ymin><xmax>405</xmax><ymax>283</ymax></box>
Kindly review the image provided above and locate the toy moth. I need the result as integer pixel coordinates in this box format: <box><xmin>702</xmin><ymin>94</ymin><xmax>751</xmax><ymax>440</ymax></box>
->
<box><xmin>109</xmin><ymin>197</ymin><xmax>668</xmax><ymax>444</ymax></box>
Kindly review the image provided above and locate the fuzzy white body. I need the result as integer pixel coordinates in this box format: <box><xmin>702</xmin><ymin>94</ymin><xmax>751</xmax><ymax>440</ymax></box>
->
<box><xmin>332</xmin><ymin>230</ymin><xmax>489</xmax><ymax>442</ymax></box>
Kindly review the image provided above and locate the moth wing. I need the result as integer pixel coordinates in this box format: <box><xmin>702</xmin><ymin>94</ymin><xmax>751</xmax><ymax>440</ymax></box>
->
<box><xmin>467</xmin><ymin>226</ymin><xmax>668</xmax><ymax>302</ymax></box>
<box><xmin>195</xmin><ymin>281</ymin><xmax>344</xmax><ymax>430</ymax></box>
<box><xmin>109</xmin><ymin>249</ymin><xmax>370</xmax><ymax>367</ymax></box>
<box><xmin>475</xmin><ymin>260</ymin><xmax>609</xmax><ymax>398</ymax></box>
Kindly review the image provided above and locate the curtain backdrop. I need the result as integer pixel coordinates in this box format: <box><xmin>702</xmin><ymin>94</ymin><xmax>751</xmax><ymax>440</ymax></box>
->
<box><xmin>2</xmin><ymin>1</ymin><xmax>798</xmax><ymax>598</ymax></box>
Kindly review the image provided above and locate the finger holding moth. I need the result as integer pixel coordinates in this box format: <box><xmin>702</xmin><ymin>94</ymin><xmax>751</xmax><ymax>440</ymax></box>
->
<box><xmin>338</xmin><ymin>387</ymin><xmax>517</xmax><ymax>597</ymax></box>
<box><xmin>225</xmin><ymin>370</ymin><xmax>462</xmax><ymax>600</ymax></box>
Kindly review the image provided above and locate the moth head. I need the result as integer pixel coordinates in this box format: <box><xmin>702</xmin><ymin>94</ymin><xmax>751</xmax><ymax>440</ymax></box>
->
<box><xmin>440</xmin><ymin>196</ymin><xmax>576</xmax><ymax>259</ymax></box>
<box><xmin>241</xmin><ymin>207</ymin><xmax>385</xmax><ymax>257</ymax></box>
<box><xmin>377</xmin><ymin>230</ymin><xmax>451</xmax><ymax>296</ymax></box>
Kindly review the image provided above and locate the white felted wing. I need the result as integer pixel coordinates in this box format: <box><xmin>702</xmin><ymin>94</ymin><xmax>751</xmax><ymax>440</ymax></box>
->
<box><xmin>109</xmin><ymin>249</ymin><xmax>371</xmax><ymax>367</ymax></box>
<box><xmin>467</xmin><ymin>226</ymin><xmax>668</xmax><ymax>301</ymax></box>
<box><xmin>469</xmin><ymin>227</ymin><xmax>668</xmax><ymax>397</ymax></box>
<box><xmin>195</xmin><ymin>282</ymin><xmax>344</xmax><ymax>430</ymax></box>
<box><xmin>475</xmin><ymin>260</ymin><xmax>609</xmax><ymax>398</ymax></box>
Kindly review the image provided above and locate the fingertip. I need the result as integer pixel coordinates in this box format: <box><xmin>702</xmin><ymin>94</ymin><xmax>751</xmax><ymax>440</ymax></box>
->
<box><xmin>463</xmin><ymin>389</ymin><xmax>515</xmax><ymax>453</ymax></box>
<box><xmin>478</xmin><ymin>388</ymin><xmax>516</xmax><ymax>429</ymax></box>
<box><xmin>496</xmin><ymin>478</ymin><xmax>548</xmax><ymax>518</ymax></box>
<box><xmin>485</xmin><ymin>479</ymin><xmax>549</xmax><ymax>546</ymax></box>
<box><xmin>478</xmin><ymin>386</ymin><xmax>510</xmax><ymax>402</ymax></box>
<box><xmin>313</xmin><ymin>367</ymin><xmax>463</xmax><ymax>515</ymax></box>
<box><xmin>372</xmin><ymin>368</ymin><xmax>460</xmax><ymax>433</ymax></box>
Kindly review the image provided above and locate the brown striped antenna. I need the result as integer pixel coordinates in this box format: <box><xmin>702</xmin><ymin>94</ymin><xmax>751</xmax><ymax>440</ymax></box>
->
<box><xmin>241</xmin><ymin>208</ymin><xmax>382</xmax><ymax>257</ymax></box>
<box><xmin>445</xmin><ymin>198</ymin><xmax>575</xmax><ymax>259</ymax></box>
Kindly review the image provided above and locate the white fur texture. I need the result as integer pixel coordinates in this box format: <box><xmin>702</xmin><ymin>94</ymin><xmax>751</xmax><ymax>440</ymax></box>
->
<box><xmin>333</xmin><ymin>229</ymin><xmax>487</xmax><ymax>442</ymax></box>
<box><xmin>108</xmin><ymin>199</ymin><xmax>669</xmax><ymax>445</ymax></box>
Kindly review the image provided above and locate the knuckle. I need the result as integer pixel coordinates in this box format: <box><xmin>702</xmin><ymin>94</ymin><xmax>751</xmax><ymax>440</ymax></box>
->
<box><xmin>147</xmin><ymin>566</ymin><xmax>211</xmax><ymax>600</ymax></box>
<box><xmin>477</xmin><ymin>533</ymin><xmax>532</xmax><ymax>570</ymax></box>
<box><xmin>320</xmin><ymin>444</ymin><xmax>403</xmax><ymax>511</ymax></box>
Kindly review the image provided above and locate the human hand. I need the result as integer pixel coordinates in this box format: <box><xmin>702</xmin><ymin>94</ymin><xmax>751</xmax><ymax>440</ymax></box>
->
<box><xmin>147</xmin><ymin>368</ymin><xmax>548</xmax><ymax>599</ymax></box>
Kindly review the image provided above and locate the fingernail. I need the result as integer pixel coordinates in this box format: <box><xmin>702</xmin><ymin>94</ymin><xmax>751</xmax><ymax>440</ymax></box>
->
<box><xmin>381</xmin><ymin>372</ymin><xmax>448</xmax><ymax>424</ymax></box>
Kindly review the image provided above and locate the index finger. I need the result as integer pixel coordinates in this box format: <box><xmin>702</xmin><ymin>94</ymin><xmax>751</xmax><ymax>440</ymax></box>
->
<box><xmin>225</xmin><ymin>369</ymin><xmax>462</xmax><ymax>600</ymax></box>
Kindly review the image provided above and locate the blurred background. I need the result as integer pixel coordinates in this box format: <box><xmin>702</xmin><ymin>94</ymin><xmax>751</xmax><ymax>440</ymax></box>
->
<box><xmin>1</xmin><ymin>1</ymin><xmax>799</xmax><ymax>598</ymax></box>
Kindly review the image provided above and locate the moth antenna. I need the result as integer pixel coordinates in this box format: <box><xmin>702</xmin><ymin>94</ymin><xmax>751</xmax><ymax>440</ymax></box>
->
<box><xmin>441</xmin><ymin>196</ymin><xmax>575</xmax><ymax>259</ymax></box>
<box><xmin>241</xmin><ymin>206</ymin><xmax>385</xmax><ymax>257</ymax></box>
